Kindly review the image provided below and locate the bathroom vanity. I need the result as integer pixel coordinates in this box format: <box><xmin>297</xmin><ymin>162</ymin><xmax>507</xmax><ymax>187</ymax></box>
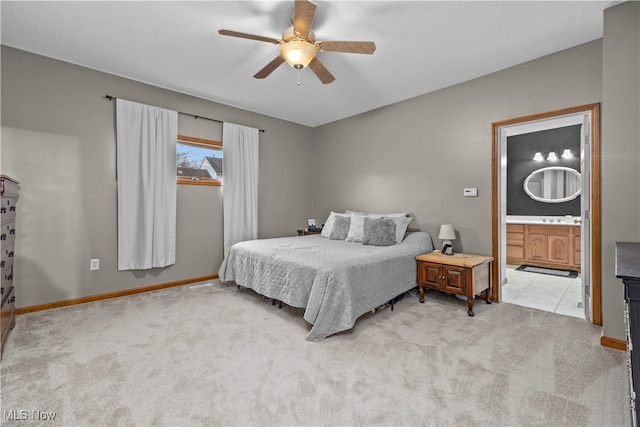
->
<box><xmin>507</xmin><ymin>219</ymin><xmax>581</xmax><ymax>272</ymax></box>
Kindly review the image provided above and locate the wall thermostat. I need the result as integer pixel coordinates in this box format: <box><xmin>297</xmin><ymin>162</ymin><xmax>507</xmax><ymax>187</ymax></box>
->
<box><xmin>464</xmin><ymin>188</ymin><xmax>478</xmax><ymax>197</ymax></box>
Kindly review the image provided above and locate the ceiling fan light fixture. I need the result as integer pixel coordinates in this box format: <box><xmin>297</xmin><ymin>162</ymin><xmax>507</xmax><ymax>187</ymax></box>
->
<box><xmin>219</xmin><ymin>0</ymin><xmax>373</xmax><ymax>84</ymax></box>
<box><xmin>281</xmin><ymin>39</ymin><xmax>316</xmax><ymax>69</ymax></box>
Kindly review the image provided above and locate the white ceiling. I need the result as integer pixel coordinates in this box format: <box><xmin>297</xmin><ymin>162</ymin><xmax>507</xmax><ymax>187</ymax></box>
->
<box><xmin>1</xmin><ymin>1</ymin><xmax>619</xmax><ymax>128</ymax></box>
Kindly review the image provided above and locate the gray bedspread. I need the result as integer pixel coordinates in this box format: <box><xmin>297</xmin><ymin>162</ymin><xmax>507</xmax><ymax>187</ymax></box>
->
<box><xmin>222</xmin><ymin>231</ymin><xmax>433</xmax><ymax>340</ymax></box>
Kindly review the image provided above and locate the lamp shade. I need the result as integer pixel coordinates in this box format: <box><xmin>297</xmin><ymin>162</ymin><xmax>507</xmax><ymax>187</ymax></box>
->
<box><xmin>547</xmin><ymin>151</ymin><xmax>558</xmax><ymax>161</ymax></box>
<box><xmin>281</xmin><ymin>40</ymin><xmax>317</xmax><ymax>69</ymax></box>
<box><xmin>533</xmin><ymin>151</ymin><xmax>544</xmax><ymax>162</ymax></box>
<box><xmin>438</xmin><ymin>224</ymin><xmax>456</xmax><ymax>241</ymax></box>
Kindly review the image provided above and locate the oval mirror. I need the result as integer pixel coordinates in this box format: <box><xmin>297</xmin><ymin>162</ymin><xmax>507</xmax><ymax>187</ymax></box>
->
<box><xmin>524</xmin><ymin>166</ymin><xmax>581</xmax><ymax>203</ymax></box>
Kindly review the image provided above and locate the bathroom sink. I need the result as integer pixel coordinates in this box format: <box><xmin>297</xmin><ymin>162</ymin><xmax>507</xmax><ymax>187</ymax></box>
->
<box><xmin>506</xmin><ymin>215</ymin><xmax>581</xmax><ymax>225</ymax></box>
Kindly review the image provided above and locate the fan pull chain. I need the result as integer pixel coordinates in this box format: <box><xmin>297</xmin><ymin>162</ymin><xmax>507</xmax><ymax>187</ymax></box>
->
<box><xmin>297</xmin><ymin>67</ymin><xmax>301</xmax><ymax>86</ymax></box>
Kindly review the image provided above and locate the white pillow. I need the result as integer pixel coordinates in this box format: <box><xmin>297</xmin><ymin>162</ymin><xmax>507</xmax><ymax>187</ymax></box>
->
<box><xmin>346</xmin><ymin>209</ymin><xmax>408</xmax><ymax>218</ymax></box>
<box><xmin>320</xmin><ymin>211</ymin><xmax>340</xmax><ymax>238</ymax></box>
<box><xmin>382</xmin><ymin>215</ymin><xmax>413</xmax><ymax>244</ymax></box>
<box><xmin>384</xmin><ymin>212</ymin><xmax>410</xmax><ymax>218</ymax></box>
<box><xmin>345</xmin><ymin>213</ymin><xmax>381</xmax><ymax>243</ymax></box>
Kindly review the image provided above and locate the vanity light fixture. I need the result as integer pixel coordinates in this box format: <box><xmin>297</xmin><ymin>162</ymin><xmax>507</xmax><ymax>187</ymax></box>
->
<box><xmin>547</xmin><ymin>151</ymin><xmax>558</xmax><ymax>161</ymax></box>
<box><xmin>561</xmin><ymin>148</ymin><xmax>573</xmax><ymax>159</ymax></box>
<box><xmin>533</xmin><ymin>151</ymin><xmax>545</xmax><ymax>162</ymax></box>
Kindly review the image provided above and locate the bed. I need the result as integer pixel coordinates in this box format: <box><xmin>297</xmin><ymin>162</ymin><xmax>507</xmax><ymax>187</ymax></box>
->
<box><xmin>221</xmin><ymin>230</ymin><xmax>433</xmax><ymax>341</ymax></box>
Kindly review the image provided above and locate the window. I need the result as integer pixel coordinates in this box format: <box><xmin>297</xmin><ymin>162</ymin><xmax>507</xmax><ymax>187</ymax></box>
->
<box><xmin>176</xmin><ymin>135</ymin><xmax>222</xmax><ymax>186</ymax></box>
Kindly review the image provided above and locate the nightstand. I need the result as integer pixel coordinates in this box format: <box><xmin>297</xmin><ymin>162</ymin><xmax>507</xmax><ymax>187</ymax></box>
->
<box><xmin>416</xmin><ymin>252</ymin><xmax>493</xmax><ymax>316</ymax></box>
<box><xmin>297</xmin><ymin>229</ymin><xmax>322</xmax><ymax>236</ymax></box>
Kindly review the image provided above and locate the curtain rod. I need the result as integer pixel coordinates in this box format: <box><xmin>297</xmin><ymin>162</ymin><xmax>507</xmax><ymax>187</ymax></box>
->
<box><xmin>104</xmin><ymin>95</ymin><xmax>265</xmax><ymax>133</ymax></box>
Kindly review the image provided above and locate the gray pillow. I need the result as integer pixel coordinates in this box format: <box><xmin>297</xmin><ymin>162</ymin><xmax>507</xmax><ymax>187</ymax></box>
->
<box><xmin>329</xmin><ymin>214</ymin><xmax>351</xmax><ymax>240</ymax></box>
<box><xmin>362</xmin><ymin>217</ymin><xmax>396</xmax><ymax>246</ymax></box>
<box><xmin>382</xmin><ymin>215</ymin><xmax>413</xmax><ymax>244</ymax></box>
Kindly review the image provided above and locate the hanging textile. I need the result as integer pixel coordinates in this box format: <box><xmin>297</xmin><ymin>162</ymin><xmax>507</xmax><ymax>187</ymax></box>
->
<box><xmin>218</xmin><ymin>122</ymin><xmax>259</xmax><ymax>281</ymax></box>
<box><xmin>116</xmin><ymin>99</ymin><xmax>178</xmax><ymax>270</ymax></box>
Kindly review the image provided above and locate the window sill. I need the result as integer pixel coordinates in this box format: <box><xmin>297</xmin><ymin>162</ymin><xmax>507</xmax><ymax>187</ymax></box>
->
<box><xmin>177</xmin><ymin>178</ymin><xmax>222</xmax><ymax>187</ymax></box>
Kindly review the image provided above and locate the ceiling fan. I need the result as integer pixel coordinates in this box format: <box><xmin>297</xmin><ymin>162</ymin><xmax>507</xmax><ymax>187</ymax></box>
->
<box><xmin>218</xmin><ymin>0</ymin><xmax>376</xmax><ymax>84</ymax></box>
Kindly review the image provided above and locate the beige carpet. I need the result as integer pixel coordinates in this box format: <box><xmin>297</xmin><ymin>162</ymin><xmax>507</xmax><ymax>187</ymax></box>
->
<box><xmin>0</xmin><ymin>280</ymin><xmax>630</xmax><ymax>426</ymax></box>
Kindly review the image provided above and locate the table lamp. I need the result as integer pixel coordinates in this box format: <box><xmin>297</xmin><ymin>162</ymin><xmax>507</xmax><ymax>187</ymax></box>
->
<box><xmin>438</xmin><ymin>224</ymin><xmax>456</xmax><ymax>255</ymax></box>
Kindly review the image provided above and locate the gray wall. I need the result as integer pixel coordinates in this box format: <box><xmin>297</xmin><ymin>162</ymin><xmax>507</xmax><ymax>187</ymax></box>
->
<box><xmin>601</xmin><ymin>2</ymin><xmax>640</xmax><ymax>340</ymax></box>
<box><xmin>1</xmin><ymin>45</ymin><xmax>313</xmax><ymax>307</ymax></box>
<box><xmin>311</xmin><ymin>41</ymin><xmax>602</xmax><ymax>256</ymax></box>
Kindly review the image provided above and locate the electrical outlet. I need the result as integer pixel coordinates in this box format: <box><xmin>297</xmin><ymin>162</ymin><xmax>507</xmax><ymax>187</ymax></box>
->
<box><xmin>90</xmin><ymin>259</ymin><xmax>100</xmax><ymax>271</ymax></box>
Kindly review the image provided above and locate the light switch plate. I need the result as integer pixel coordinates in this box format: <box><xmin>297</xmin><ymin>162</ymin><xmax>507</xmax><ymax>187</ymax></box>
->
<box><xmin>464</xmin><ymin>188</ymin><xmax>478</xmax><ymax>197</ymax></box>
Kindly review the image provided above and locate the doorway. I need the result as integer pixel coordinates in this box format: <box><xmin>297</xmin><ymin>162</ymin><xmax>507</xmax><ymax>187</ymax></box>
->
<box><xmin>491</xmin><ymin>104</ymin><xmax>601</xmax><ymax>325</ymax></box>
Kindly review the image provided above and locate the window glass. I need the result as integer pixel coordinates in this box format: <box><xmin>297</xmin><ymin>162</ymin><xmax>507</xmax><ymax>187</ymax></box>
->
<box><xmin>176</xmin><ymin>136</ymin><xmax>222</xmax><ymax>186</ymax></box>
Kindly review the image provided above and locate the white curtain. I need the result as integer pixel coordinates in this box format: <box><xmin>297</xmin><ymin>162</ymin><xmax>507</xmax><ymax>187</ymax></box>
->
<box><xmin>218</xmin><ymin>122</ymin><xmax>259</xmax><ymax>280</ymax></box>
<box><xmin>116</xmin><ymin>99</ymin><xmax>178</xmax><ymax>270</ymax></box>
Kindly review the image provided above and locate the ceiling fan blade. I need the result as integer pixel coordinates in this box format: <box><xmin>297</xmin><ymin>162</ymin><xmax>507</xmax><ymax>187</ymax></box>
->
<box><xmin>308</xmin><ymin>57</ymin><xmax>335</xmax><ymax>84</ymax></box>
<box><xmin>254</xmin><ymin>56</ymin><xmax>286</xmax><ymax>79</ymax></box>
<box><xmin>218</xmin><ymin>29</ymin><xmax>280</xmax><ymax>45</ymax></box>
<box><xmin>293</xmin><ymin>0</ymin><xmax>317</xmax><ymax>39</ymax></box>
<box><xmin>317</xmin><ymin>41</ymin><xmax>376</xmax><ymax>54</ymax></box>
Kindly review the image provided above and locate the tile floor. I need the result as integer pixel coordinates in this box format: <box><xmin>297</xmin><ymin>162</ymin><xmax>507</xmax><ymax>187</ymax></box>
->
<box><xmin>502</xmin><ymin>265</ymin><xmax>585</xmax><ymax>319</ymax></box>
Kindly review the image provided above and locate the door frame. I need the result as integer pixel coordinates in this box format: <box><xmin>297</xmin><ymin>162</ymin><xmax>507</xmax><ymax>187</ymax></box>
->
<box><xmin>491</xmin><ymin>103</ymin><xmax>601</xmax><ymax>325</ymax></box>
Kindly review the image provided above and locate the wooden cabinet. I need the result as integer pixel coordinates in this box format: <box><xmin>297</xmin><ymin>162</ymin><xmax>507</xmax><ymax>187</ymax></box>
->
<box><xmin>507</xmin><ymin>223</ymin><xmax>580</xmax><ymax>271</ymax></box>
<box><xmin>416</xmin><ymin>252</ymin><xmax>493</xmax><ymax>316</ymax></box>
<box><xmin>506</xmin><ymin>224</ymin><xmax>525</xmax><ymax>261</ymax></box>
<box><xmin>420</xmin><ymin>262</ymin><xmax>467</xmax><ymax>294</ymax></box>
<box><xmin>1</xmin><ymin>175</ymin><xmax>19</xmax><ymax>359</ymax></box>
